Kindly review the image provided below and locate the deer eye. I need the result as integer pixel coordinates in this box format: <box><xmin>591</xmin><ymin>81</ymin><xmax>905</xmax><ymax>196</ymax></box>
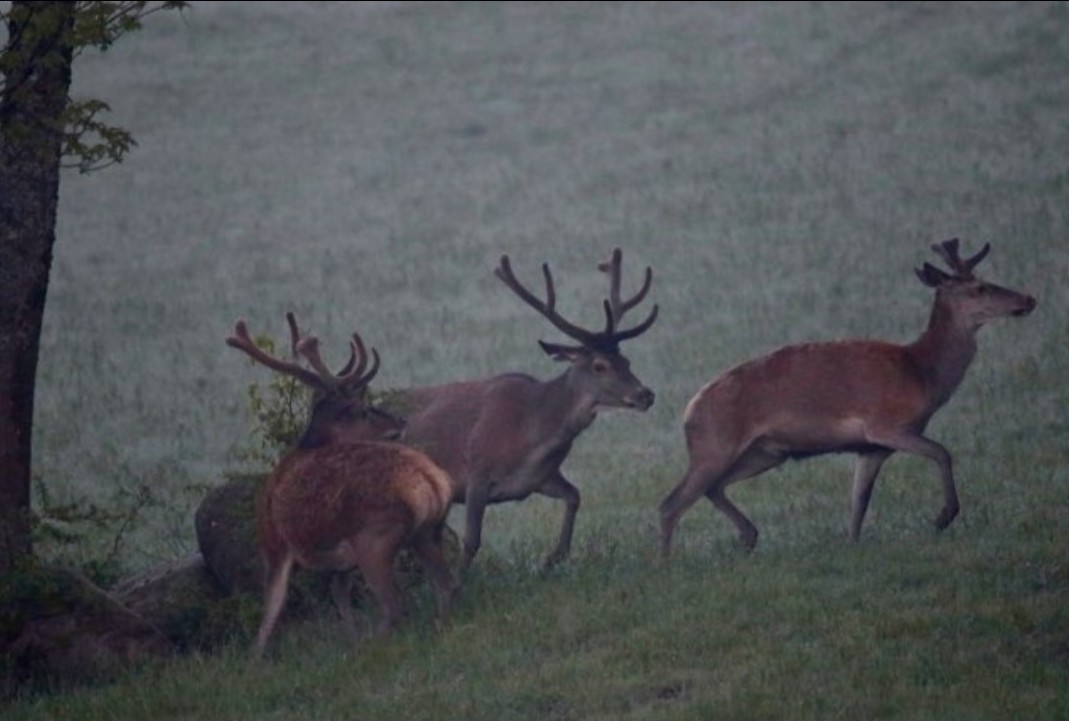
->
<box><xmin>592</xmin><ymin>359</ymin><xmax>610</xmax><ymax>374</ymax></box>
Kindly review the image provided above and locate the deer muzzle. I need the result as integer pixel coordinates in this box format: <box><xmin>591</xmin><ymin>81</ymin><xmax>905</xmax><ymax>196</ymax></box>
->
<box><xmin>1013</xmin><ymin>295</ymin><xmax>1038</xmax><ymax>316</ymax></box>
<box><xmin>628</xmin><ymin>386</ymin><xmax>655</xmax><ymax>411</ymax></box>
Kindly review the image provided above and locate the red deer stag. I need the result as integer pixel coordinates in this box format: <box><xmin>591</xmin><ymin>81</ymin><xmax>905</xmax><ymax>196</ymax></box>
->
<box><xmin>660</xmin><ymin>239</ymin><xmax>1036</xmax><ymax>556</ymax></box>
<box><xmin>399</xmin><ymin>248</ymin><xmax>658</xmax><ymax>570</ymax></box>
<box><xmin>227</xmin><ymin>313</ymin><xmax>457</xmax><ymax>656</ymax></box>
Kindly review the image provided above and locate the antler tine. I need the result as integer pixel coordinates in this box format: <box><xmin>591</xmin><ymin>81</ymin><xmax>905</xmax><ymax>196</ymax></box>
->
<box><xmin>353</xmin><ymin>341</ymin><xmax>381</xmax><ymax>388</ymax></box>
<box><xmin>540</xmin><ymin>262</ymin><xmax>556</xmax><ymax>314</ymax></box>
<box><xmin>226</xmin><ymin>319</ymin><xmax>325</xmax><ymax>389</ymax></box>
<box><xmin>598</xmin><ymin>247</ymin><xmax>653</xmax><ymax>325</ymax></box>
<box><xmin>285</xmin><ymin>311</ymin><xmax>302</xmax><ymax>358</ymax></box>
<box><xmin>965</xmin><ymin>242</ymin><xmax>991</xmax><ymax>272</ymax></box>
<box><xmin>610</xmin><ymin>302</ymin><xmax>660</xmax><ymax>344</ymax></box>
<box><xmin>295</xmin><ymin>336</ymin><xmax>340</xmax><ymax>391</ymax></box>
<box><xmin>289</xmin><ymin>312</ymin><xmax>363</xmax><ymax>385</ymax></box>
<box><xmin>333</xmin><ymin>330</ymin><xmax>366</xmax><ymax>379</ymax></box>
<box><xmin>337</xmin><ymin>332</ymin><xmax>381</xmax><ymax>390</ymax></box>
<box><xmin>594</xmin><ymin>248</ymin><xmax>658</xmax><ymax>344</ymax></box>
<box><xmin>932</xmin><ymin>238</ymin><xmax>968</xmax><ymax>275</ymax></box>
<box><xmin>598</xmin><ymin>248</ymin><xmax>623</xmax><ymax>327</ymax></box>
<box><xmin>295</xmin><ymin>330</ymin><xmax>381</xmax><ymax>394</ymax></box>
<box><xmin>336</xmin><ymin>344</ymin><xmax>358</xmax><ymax>378</ymax></box>
<box><xmin>494</xmin><ymin>254</ymin><xmax>599</xmax><ymax>346</ymax></box>
<box><xmin>932</xmin><ymin>238</ymin><xmax>989</xmax><ymax>279</ymax></box>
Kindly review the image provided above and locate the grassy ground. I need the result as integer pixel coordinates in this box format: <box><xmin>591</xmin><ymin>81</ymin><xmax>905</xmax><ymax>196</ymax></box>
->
<box><xmin>9</xmin><ymin>1</ymin><xmax>1069</xmax><ymax>718</ymax></box>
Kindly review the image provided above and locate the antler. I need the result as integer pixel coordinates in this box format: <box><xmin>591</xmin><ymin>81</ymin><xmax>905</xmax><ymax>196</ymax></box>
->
<box><xmin>597</xmin><ymin>247</ymin><xmax>659</xmax><ymax>343</ymax></box>
<box><xmin>226</xmin><ymin>317</ymin><xmax>325</xmax><ymax>389</ymax></box>
<box><xmin>931</xmin><ymin>238</ymin><xmax>991</xmax><ymax>279</ymax></box>
<box><xmin>290</xmin><ymin>310</ymin><xmax>378</xmax><ymax>380</ymax></box>
<box><xmin>495</xmin><ymin>255</ymin><xmax>605</xmax><ymax>348</ymax></box>
<box><xmin>226</xmin><ymin>312</ymin><xmax>380</xmax><ymax>395</ymax></box>
<box><xmin>494</xmin><ymin>249</ymin><xmax>658</xmax><ymax>350</ymax></box>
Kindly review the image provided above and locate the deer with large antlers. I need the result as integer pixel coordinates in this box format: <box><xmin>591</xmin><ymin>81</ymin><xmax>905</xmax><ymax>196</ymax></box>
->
<box><xmin>660</xmin><ymin>239</ymin><xmax>1036</xmax><ymax>556</ymax></box>
<box><xmin>397</xmin><ymin>248</ymin><xmax>658</xmax><ymax>570</ymax></box>
<box><xmin>227</xmin><ymin>313</ymin><xmax>457</xmax><ymax>655</ymax></box>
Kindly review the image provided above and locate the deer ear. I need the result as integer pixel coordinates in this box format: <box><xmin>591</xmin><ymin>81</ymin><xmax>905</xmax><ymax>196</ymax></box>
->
<box><xmin>537</xmin><ymin>340</ymin><xmax>586</xmax><ymax>362</ymax></box>
<box><xmin>915</xmin><ymin>262</ymin><xmax>951</xmax><ymax>288</ymax></box>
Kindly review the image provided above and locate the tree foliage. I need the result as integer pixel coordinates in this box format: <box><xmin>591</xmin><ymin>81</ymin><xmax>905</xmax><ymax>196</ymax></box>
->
<box><xmin>2</xmin><ymin>1</ymin><xmax>187</xmax><ymax>173</ymax></box>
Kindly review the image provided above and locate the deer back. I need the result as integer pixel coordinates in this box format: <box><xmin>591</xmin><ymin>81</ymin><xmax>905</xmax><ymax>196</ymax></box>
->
<box><xmin>683</xmin><ymin>340</ymin><xmax>932</xmax><ymax>456</ymax></box>
<box><xmin>261</xmin><ymin>442</ymin><xmax>452</xmax><ymax>563</ymax></box>
<box><xmin>400</xmin><ymin>373</ymin><xmax>590</xmax><ymax>493</ymax></box>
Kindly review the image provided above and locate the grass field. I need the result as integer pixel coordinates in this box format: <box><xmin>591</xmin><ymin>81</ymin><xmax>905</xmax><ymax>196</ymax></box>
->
<box><xmin>9</xmin><ymin>1</ymin><xmax>1069</xmax><ymax>718</ymax></box>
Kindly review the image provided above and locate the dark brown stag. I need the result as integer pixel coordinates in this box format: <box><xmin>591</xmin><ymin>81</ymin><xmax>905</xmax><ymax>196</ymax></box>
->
<box><xmin>227</xmin><ymin>313</ymin><xmax>457</xmax><ymax>655</ymax></box>
<box><xmin>660</xmin><ymin>239</ymin><xmax>1036</xmax><ymax>556</ymax></box>
<box><xmin>400</xmin><ymin>249</ymin><xmax>659</xmax><ymax>570</ymax></box>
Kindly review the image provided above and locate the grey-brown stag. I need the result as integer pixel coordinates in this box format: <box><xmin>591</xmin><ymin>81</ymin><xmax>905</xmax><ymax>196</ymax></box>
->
<box><xmin>660</xmin><ymin>239</ymin><xmax>1036</xmax><ymax>556</ymax></box>
<box><xmin>399</xmin><ymin>249</ymin><xmax>659</xmax><ymax>570</ymax></box>
<box><xmin>227</xmin><ymin>313</ymin><xmax>458</xmax><ymax>656</ymax></box>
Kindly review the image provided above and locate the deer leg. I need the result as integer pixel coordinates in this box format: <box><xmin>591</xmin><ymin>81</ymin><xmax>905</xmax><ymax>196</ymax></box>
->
<box><xmin>849</xmin><ymin>449</ymin><xmax>893</xmax><ymax>542</ymax></box>
<box><xmin>329</xmin><ymin>571</ymin><xmax>361</xmax><ymax>644</ymax></box>
<box><xmin>661</xmin><ymin>446</ymin><xmax>783</xmax><ymax>556</ymax></box>
<box><xmin>461</xmin><ymin>482</ymin><xmax>491</xmax><ymax>572</ymax></box>
<box><xmin>659</xmin><ymin>462</ymin><xmax>724</xmax><ymax>558</ymax></box>
<box><xmin>536</xmin><ymin>472</ymin><xmax>581</xmax><ymax>569</ymax></box>
<box><xmin>867</xmin><ymin>431</ymin><xmax>957</xmax><ymax>531</ymax></box>
<box><xmin>704</xmin><ymin>487</ymin><xmax>760</xmax><ymax>551</ymax></box>
<box><xmin>412</xmin><ymin>524</ymin><xmax>459</xmax><ymax>625</ymax></box>
<box><xmin>254</xmin><ymin>551</ymin><xmax>295</xmax><ymax>657</ymax></box>
<box><xmin>354</xmin><ymin>530</ymin><xmax>406</xmax><ymax>637</ymax></box>
<box><xmin>705</xmin><ymin>450</ymin><xmax>785</xmax><ymax>550</ymax></box>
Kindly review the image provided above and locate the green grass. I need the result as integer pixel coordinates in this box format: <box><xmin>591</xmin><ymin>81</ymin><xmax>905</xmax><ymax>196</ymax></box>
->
<box><xmin>9</xmin><ymin>0</ymin><xmax>1069</xmax><ymax>718</ymax></box>
<box><xmin>8</xmin><ymin>531</ymin><xmax>1068</xmax><ymax>720</ymax></box>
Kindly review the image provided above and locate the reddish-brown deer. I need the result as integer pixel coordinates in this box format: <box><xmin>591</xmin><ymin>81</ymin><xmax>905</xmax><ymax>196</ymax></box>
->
<box><xmin>398</xmin><ymin>249</ymin><xmax>658</xmax><ymax>570</ymax></box>
<box><xmin>660</xmin><ymin>239</ymin><xmax>1036</xmax><ymax>556</ymax></box>
<box><xmin>227</xmin><ymin>313</ymin><xmax>457</xmax><ymax>656</ymax></box>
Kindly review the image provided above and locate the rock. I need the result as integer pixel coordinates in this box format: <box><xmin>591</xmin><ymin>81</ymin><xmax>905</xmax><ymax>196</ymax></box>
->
<box><xmin>194</xmin><ymin>473</ymin><xmax>264</xmax><ymax>596</ymax></box>
<box><xmin>7</xmin><ymin>567</ymin><xmax>174</xmax><ymax>690</ymax></box>
<box><xmin>111</xmin><ymin>553</ymin><xmax>234</xmax><ymax>650</ymax></box>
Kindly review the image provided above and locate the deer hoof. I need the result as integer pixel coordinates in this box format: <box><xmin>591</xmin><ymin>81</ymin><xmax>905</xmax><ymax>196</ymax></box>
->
<box><xmin>934</xmin><ymin>505</ymin><xmax>959</xmax><ymax>531</ymax></box>
<box><xmin>541</xmin><ymin>552</ymin><xmax>568</xmax><ymax>572</ymax></box>
<box><xmin>739</xmin><ymin>529</ymin><xmax>759</xmax><ymax>551</ymax></box>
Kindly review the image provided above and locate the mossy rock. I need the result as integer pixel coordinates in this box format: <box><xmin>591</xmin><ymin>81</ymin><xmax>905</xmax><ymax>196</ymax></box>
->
<box><xmin>110</xmin><ymin>553</ymin><xmax>245</xmax><ymax>652</ymax></box>
<box><xmin>2</xmin><ymin>564</ymin><xmax>174</xmax><ymax>695</ymax></box>
<box><xmin>195</xmin><ymin>473</ymin><xmax>265</xmax><ymax>596</ymax></box>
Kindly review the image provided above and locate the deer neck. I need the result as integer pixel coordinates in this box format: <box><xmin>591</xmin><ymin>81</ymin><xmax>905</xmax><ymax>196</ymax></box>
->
<box><xmin>296</xmin><ymin>415</ymin><xmax>327</xmax><ymax>450</ymax></box>
<box><xmin>544</xmin><ymin>368</ymin><xmax>599</xmax><ymax>437</ymax></box>
<box><xmin>908</xmin><ymin>295</ymin><xmax>978</xmax><ymax>408</ymax></box>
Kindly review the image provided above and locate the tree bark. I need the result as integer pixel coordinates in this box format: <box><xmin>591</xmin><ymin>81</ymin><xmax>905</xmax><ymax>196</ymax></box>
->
<box><xmin>0</xmin><ymin>2</ymin><xmax>76</xmax><ymax>573</ymax></box>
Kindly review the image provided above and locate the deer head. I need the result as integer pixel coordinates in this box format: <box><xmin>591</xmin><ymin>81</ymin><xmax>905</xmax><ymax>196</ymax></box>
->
<box><xmin>226</xmin><ymin>312</ymin><xmax>404</xmax><ymax>448</ymax></box>
<box><xmin>915</xmin><ymin>238</ymin><xmax>1037</xmax><ymax>328</ymax></box>
<box><xmin>494</xmin><ymin>248</ymin><xmax>658</xmax><ymax>411</ymax></box>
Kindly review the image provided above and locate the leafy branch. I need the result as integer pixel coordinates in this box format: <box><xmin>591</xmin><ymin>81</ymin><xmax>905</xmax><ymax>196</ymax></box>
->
<box><xmin>1</xmin><ymin>1</ymin><xmax>188</xmax><ymax>173</ymax></box>
<box><xmin>237</xmin><ymin>334</ymin><xmax>312</xmax><ymax>468</ymax></box>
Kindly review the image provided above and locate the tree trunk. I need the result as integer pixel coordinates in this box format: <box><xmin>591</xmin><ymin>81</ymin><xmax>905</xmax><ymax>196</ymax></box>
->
<box><xmin>0</xmin><ymin>2</ymin><xmax>76</xmax><ymax>574</ymax></box>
